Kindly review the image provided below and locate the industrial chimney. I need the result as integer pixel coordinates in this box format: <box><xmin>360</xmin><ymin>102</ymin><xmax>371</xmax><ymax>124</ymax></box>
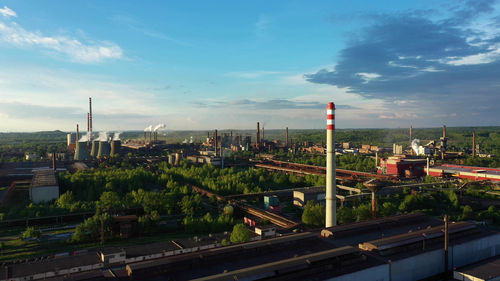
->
<box><xmin>89</xmin><ymin>97</ymin><xmax>93</xmax><ymax>142</ymax></box>
<box><xmin>76</xmin><ymin>124</ymin><xmax>80</xmax><ymax>141</ymax></box>
<box><xmin>214</xmin><ymin>129</ymin><xmax>218</xmax><ymax>156</ymax></box>
<box><xmin>52</xmin><ymin>152</ymin><xmax>57</xmax><ymax>171</ymax></box>
<box><xmin>326</xmin><ymin>102</ymin><xmax>336</xmax><ymax>227</ymax></box>
<box><xmin>286</xmin><ymin>127</ymin><xmax>289</xmax><ymax>148</ymax></box>
<box><xmin>472</xmin><ymin>132</ymin><xmax>476</xmax><ymax>157</ymax></box>
<box><xmin>256</xmin><ymin>122</ymin><xmax>260</xmax><ymax>150</ymax></box>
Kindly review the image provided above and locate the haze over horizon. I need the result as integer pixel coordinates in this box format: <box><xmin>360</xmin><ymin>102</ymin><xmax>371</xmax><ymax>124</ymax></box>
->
<box><xmin>0</xmin><ymin>0</ymin><xmax>499</xmax><ymax>132</ymax></box>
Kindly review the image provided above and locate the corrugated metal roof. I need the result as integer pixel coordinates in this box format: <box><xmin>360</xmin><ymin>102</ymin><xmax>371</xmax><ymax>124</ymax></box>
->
<box><xmin>31</xmin><ymin>169</ymin><xmax>57</xmax><ymax>188</ymax></box>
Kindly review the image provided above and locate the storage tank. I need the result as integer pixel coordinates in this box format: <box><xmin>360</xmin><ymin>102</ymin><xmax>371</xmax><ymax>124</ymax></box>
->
<box><xmin>74</xmin><ymin>141</ymin><xmax>91</xmax><ymax>160</ymax></box>
<box><xmin>90</xmin><ymin>140</ymin><xmax>99</xmax><ymax>158</ymax></box>
<box><xmin>97</xmin><ymin>141</ymin><xmax>111</xmax><ymax>158</ymax></box>
<box><xmin>110</xmin><ymin>140</ymin><xmax>121</xmax><ymax>156</ymax></box>
<box><xmin>66</xmin><ymin>133</ymin><xmax>76</xmax><ymax>146</ymax></box>
<box><xmin>168</xmin><ymin>154</ymin><xmax>175</xmax><ymax>165</ymax></box>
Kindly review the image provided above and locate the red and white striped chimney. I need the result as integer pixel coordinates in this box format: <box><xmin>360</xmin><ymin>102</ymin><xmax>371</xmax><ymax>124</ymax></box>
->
<box><xmin>89</xmin><ymin>97</ymin><xmax>93</xmax><ymax>142</ymax></box>
<box><xmin>326</xmin><ymin>102</ymin><xmax>336</xmax><ymax>227</ymax></box>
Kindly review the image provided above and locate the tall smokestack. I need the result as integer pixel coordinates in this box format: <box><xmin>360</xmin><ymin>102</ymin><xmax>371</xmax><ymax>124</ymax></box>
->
<box><xmin>256</xmin><ymin>122</ymin><xmax>260</xmax><ymax>150</ymax></box>
<box><xmin>286</xmin><ymin>127</ymin><xmax>289</xmax><ymax>148</ymax></box>
<box><xmin>214</xmin><ymin>129</ymin><xmax>218</xmax><ymax>156</ymax></box>
<box><xmin>87</xmin><ymin>113</ymin><xmax>90</xmax><ymax>143</ymax></box>
<box><xmin>472</xmin><ymin>132</ymin><xmax>476</xmax><ymax>157</ymax></box>
<box><xmin>52</xmin><ymin>152</ymin><xmax>56</xmax><ymax>171</ymax></box>
<box><xmin>262</xmin><ymin>127</ymin><xmax>265</xmax><ymax>143</ymax></box>
<box><xmin>89</xmin><ymin>97</ymin><xmax>93</xmax><ymax>142</ymax></box>
<box><xmin>326</xmin><ymin>102</ymin><xmax>336</xmax><ymax>227</ymax></box>
<box><xmin>76</xmin><ymin>124</ymin><xmax>80</xmax><ymax>141</ymax></box>
<box><xmin>409</xmin><ymin>125</ymin><xmax>413</xmax><ymax>143</ymax></box>
<box><xmin>443</xmin><ymin>125</ymin><xmax>447</xmax><ymax>139</ymax></box>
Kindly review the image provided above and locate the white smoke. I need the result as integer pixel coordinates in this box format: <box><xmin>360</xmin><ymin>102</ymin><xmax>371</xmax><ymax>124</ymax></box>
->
<box><xmin>411</xmin><ymin>139</ymin><xmax>420</xmax><ymax>155</ymax></box>
<box><xmin>189</xmin><ymin>136</ymin><xmax>193</xmax><ymax>144</ymax></box>
<box><xmin>113</xmin><ymin>132</ymin><xmax>121</xmax><ymax>141</ymax></box>
<box><xmin>97</xmin><ymin>131</ymin><xmax>108</xmax><ymax>142</ymax></box>
<box><xmin>182</xmin><ymin>138</ymin><xmax>188</xmax><ymax>144</ymax></box>
<box><xmin>79</xmin><ymin>134</ymin><xmax>89</xmax><ymax>142</ymax></box>
<box><xmin>153</xmin><ymin>123</ymin><xmax>166</xmax><ymax>132</ymax></box>
<box><xmin>144</xmin><ymin>125</ymin><xmax>153</xmax><ymax>132</ymax></box>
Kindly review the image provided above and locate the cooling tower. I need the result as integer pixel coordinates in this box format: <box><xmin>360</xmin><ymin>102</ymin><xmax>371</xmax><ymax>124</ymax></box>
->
<box><xmin>111</xmin><ymin>140</ymin><xmax>121</xmax><ymax>156</ymax></box>
<box><xmin>74</xmin><ymin>141</ymin><xmax>91</xmax><ymax>161</ymax></box>
<box><xmin>90</xmin><ymin>140</ymin><xmax>99</xmax><ymax>158</ymax></box>
<box><xmin>97</xmin><ymin>141</ymin><xmax>111</xmax><ymax>158</ymax></box>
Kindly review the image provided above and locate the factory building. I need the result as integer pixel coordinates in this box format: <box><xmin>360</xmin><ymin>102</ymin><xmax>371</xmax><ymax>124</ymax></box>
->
<box><xmin>29</xmin><ymin>169</ymin><xmax>59</xmax><ymax>203</ymax></box>
<box><xmin>453</xmin><ymin>255</ymin><xmax>500</xmax><ymax>281</ymax></box>
<box><xmin>426</xmin><ymin>164</ymin><xmax>500</xmax><ymax>182</ymax></box>
<box><xmin>377</xmin><ymin>155</ymin><xmax>427</xmax><ymax>178</ymax></box>
<box><xmin>1</xmin><ymin>213</ymin><xmax>500</xmax><ymax>280</ymax></box>
<box><xmin>293</xmin><ymin>189</ymin><xmax>325</xmax><ymax>207</ymax></box>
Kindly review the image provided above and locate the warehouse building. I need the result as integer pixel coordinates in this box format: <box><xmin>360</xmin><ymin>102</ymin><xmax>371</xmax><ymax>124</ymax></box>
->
<box><xmin>29</xmin><ymin>169</ymin><xmax>59</xmax><ymax>203</ymax></box>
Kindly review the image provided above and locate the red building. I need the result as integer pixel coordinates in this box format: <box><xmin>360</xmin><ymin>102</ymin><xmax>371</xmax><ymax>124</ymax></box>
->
<box><xmin>426</xmin><ymin>164</ymin><xmax>500</xmax><ymax>182</ymax></box>
<box><xmin>378</xmin><ymin>155</ymin><xmax>427</xmax><ymax>178</ymax></box>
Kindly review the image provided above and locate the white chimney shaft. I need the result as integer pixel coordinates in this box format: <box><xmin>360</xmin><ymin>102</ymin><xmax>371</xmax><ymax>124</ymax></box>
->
<box><xmin>326</xmin><ymin>102</ymin><xmax>336</xmax><ymax>227</ymax></box>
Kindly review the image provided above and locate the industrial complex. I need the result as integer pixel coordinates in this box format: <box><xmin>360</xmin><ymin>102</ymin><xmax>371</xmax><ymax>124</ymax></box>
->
<box><xmin>0</xmin><ymin>99</ymin><xmax>499</xmax><ymax>281</ymax></box>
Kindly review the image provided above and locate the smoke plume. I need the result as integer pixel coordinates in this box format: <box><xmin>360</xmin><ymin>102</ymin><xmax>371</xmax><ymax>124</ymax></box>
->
<box><xmin>97</xmin><ymin>131</ymin><xmax>108</xmax><ymax>142</ymax></box>
<box><xmin>153</xmin><ymin>123</ymin><xmax>166</xmax><ymax>132</ymax></box>
<box><xmin>113</xmin><ymin>132</ymin><xmax>121</xmax><ymax>141</ymax></box>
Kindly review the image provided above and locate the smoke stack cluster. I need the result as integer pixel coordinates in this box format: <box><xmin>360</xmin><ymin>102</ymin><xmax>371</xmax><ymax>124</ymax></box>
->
<box><xmin>326</xmin><ymin>102</ymin><xmax>336</xmax><ymax>228</ymax></box>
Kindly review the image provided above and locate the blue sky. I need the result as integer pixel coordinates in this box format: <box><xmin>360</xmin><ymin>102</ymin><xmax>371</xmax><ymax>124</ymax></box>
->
<box><xmin>0</xmin><ymin>0</ymin><xmax>499</xmax><ymax>131</ymax></box>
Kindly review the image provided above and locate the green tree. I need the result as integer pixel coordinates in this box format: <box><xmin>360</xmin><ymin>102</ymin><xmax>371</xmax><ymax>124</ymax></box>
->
<box><xmin>337</xmin><ymin>207</ymin><xmax>356</xmax><ymax>224</ymax></box>
<box><xmin>355</xmin><ymin>204</ymin><xmax>372</xmax><ymax>221</ymax></box>
<box><xmin>22</xmin><ymin>226</ymin><xmax>41</xmax><ymax>239</ymax></box>
<box><xmin>301</xmin><ymin>201</ymin><xmax>325</xmax><ymax>227</ymax></box>
<box><xmin>99</xmin><ymin>191</ymin><xmax>121</xmax><ymax>211</ymax></box>
<box><xmin>56</xmin><ymin>191</ymin><xmax>74</xmax><ymax>209</ymax></box>
<box><xmin>230</xmin><ymin>223</ymin><xmax>251</xmax><ymax>243</ymax></box>
<box><xmin>462</xmin><ymin>205</ymin><xmax>474</xmax><ymax>220</ymax></box>
<box><xmin>380</xmin><ymin>202</ymin><xmax>398</xmax><ymax>217</ymax></box>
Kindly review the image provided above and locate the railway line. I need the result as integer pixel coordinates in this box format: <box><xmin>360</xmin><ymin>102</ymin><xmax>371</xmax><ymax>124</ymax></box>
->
<box><xmin>190</xmin><ymin>184</ymin><xmax>300</xmax><ymax>229</ymax></box>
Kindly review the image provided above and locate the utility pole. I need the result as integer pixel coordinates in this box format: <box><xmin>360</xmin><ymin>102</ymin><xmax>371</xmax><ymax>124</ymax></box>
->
<box><xmin>444</xmin><ymin>215</ymin><xmax>449</xmax><ymax>280</ymax></box>
<box><xmin>100</xmin><ymin>215</ymin><xmax>104</xmax><ymax>246</ymax></box>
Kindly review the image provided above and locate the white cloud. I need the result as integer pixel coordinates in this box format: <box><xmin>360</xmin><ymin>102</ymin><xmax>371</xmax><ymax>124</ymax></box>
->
<box><xmin>0</xmin><ymin>7</ymin><xmax>123</xmax><ymax>63</ymax></box>
<box><xmin>281</xmin><ymin>74</ymin><xmax>308</xmax><ymax>85</ymax></box>
<box><xmin>356</xmin><ymin>72</ymin><xmax>381</xmax><ymax>83</ymax></box>
<box><xmin>0</xmin><ymin>6</ymin><xmax>16</xmax><ymax>18</ymax></box>
<box><xmin>442</xmin><ymin>44</ymin><xmax>500</xmax><ymax>66</ymax></box>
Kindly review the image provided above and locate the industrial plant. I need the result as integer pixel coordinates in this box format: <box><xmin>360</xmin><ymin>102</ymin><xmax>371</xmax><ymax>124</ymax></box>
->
<box><xmin>0</xmin><ymin>99</ymin><xmax>499</xmax><ymax>281</ymax></box>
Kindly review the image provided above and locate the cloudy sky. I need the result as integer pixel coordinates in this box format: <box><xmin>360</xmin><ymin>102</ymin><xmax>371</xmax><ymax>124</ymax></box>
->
<box><xmin>0</xmin><ymin>0</ymin><xmax>499</xmax><ymax>132</ymax></box>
